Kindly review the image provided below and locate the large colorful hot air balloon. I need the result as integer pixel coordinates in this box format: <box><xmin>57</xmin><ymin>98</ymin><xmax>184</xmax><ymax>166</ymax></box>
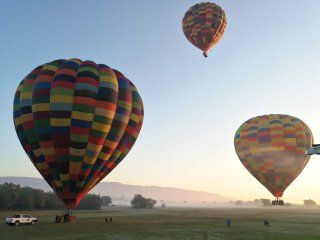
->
<box><xmin>234</xmin><ymin>114</ymin><xmax>313</xmax><ymax>202</ymax></box>
<box><xmin>13</xmin><ymin>59</ymin><xmax>144</xmax><ymax>209</ymax></box>
<box><xmin>182</xmin><ymin>2</ymin><xmax>227</xmax><ymax>57</ymax></box>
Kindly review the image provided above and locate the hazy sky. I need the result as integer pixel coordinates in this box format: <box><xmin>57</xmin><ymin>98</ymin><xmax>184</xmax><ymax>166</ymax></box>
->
<box><xmin>1</xmin><ymin>0</ymin><xmax>320</xmax><ymax>204</ymax></box>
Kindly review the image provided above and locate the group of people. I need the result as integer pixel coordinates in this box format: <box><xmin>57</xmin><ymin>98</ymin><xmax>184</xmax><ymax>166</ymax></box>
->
<box><xmin>226</xmin><ymin>219</ymin><xmax>271</xmax><ymax>227</ymax></box>
<box><xmin>55</xmin><ymin>213</ymin><xmax>114</xmax><ymax>224</ymax></box>
<box><xmin>264</xmin><ymin>219</ymin><xmax>271</xmax><ymax>227</ymax></box>
<box><xmin>105</xmin><ymin>216</ymin><xmax>114</xmax><ymax>223</ymax></box>
<box><xmin>55</xmin><ymin>211</ymin><xmax>71</xmax><ymax>223</ymax></box>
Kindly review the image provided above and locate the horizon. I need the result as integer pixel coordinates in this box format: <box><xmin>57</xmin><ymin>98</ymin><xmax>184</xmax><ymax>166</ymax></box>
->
<box><xmin>0</xmin><ymin>176</ymin><xmax>317</xmax><ymax>206</ymax></box>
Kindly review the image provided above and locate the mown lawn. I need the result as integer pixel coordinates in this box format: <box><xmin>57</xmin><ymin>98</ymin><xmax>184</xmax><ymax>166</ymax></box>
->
<box><xmin>1</xmin><ymin>207</ymin><xmax>320</xmax><ymax>240</ymax></box>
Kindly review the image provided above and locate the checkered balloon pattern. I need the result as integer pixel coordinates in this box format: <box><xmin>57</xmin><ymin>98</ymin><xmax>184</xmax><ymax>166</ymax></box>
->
<box><xmin>13</xmin><ymin>59</ymin><xmax>144</xmax><ymax>209</ymax></box>
<box><xmin>182</xmin><ymin>2</ymin><xmax>227</xmax><ymax>56</ymax></box>
<box><xmin>234</xmin><ymin>114</ymin><xmax>313</xmax><ymax>198</ymax></box>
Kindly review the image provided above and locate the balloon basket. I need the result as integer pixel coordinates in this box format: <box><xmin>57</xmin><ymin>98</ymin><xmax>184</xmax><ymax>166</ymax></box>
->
<box><xmin>272</xmin><ymin>199</ymin><xmax>284</xmax><ymax>205</ymax></box>
<box><xmin>55</xmin><ymin>209</ymin><xmax>76</xmax><ymax>223</ymax></box>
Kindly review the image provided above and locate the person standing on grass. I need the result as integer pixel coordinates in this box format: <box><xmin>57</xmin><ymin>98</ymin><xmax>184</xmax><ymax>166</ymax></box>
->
<box><xmin>227</xmin><ymin>219</ymin><xmax>231</xmax><ymax>226</ymax></box>
<box><xmin>264</xmin><ymin>219</ymin><xmax>270</xmax><ymax>227</ymax></box>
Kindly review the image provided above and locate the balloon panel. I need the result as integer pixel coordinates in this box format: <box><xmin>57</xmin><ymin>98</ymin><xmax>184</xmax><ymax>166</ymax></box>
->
<box><xmin>13</xmin><ymin>59</ymin><xmax>144</xmax><ymax>208</ymax></box>
<box><xmin>234</xmin><ymin>114</ymin><xmax>313</xmax><ymax>197</ymax></box>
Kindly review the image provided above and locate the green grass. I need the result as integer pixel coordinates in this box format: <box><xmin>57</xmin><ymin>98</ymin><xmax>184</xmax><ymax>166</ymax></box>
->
<box><xmin>1</xmin><ymin>207</ymin><xmax>320</xmax><ymax>240</ymax></box>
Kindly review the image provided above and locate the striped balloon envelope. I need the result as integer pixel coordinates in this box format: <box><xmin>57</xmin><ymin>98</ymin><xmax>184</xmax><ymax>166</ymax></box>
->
<box><xmin>13</xmin><ymin>59</ymin><xmax>144</xmax><ymax>209</ymax></box>
<box><xmin>234</xmin><ymin>114</ymin><xmax>313</xmax><ymax>198</ymax></box>
<box><xmin>182</xmin><ymin>2</ymin><xmax>227</xmax><ymax>57</ymax></box>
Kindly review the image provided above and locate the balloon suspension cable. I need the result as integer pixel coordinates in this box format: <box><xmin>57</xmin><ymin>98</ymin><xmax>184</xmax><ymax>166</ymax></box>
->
<box><xmin>305</xmin><ymin>144</ymin><xmax>320</xmax><ymax>155</ymax></box>
<box><xmin>203</xmin><ymin>52</ymin><xmax>208</xmax><ymax>58</ymax></box>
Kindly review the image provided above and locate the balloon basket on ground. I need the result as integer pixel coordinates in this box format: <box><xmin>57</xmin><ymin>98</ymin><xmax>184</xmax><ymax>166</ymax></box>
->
<box><xmin>272</xmin><ymin>199</ymin><xmax>284</xmax><ymax>206</ymax></box>
<box><xmin>55</xmin><ymin>210</ymin><xmax>76</xmax><ymax>223</ymax></box>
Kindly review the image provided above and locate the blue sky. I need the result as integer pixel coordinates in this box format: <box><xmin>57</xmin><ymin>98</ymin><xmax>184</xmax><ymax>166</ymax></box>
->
<box><xmin>1</xmin><ymin>0</ymin><xmax>320</xmax><ymax>203</ymax></box>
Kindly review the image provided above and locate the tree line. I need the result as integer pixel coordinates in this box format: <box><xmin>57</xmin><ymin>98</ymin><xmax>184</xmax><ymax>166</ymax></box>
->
<box><xmin>0</xmin><ymin>183</ymin><xmax>158</xmax><ymax>210</ymax></box>
<box><xmin>230</xmin><ymin>198</ymin><xmax>318</xmax><ymax>207</ymax></box>
<box><xmin>0</xmin><ymin>183</ymin><xmax>112</xmax><ymax>210</ymax></box>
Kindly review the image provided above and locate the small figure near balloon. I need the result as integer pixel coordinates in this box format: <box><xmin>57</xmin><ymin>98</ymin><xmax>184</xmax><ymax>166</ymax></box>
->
<box><xmin>264</xmin><ymin>219</ymin><xmax>271</xmax><ymax>227</ymax></box>
<box><xmin>226</xmin><ymin>219</ymin><xmax>231</xmax><ymax>226</ymax></box>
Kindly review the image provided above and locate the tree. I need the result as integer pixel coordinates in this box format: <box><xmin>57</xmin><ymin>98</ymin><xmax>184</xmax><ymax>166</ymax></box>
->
<box><xmin>146</xmin><ymin>198</ymin><xmax>157</xmax><ymax>208</ymax></box>
<box><xmin>1</xmin><ymin>183</ymin><xmax>22</xmax><ymax>209</ymax></box>
<box><xmin>261</xmin><ymin>199</ymin><xmax>272</xmax><ymax>206</ymax></box>
<box><xmin>0</xmin><ymin>183</ymin><xmax>20</xmax><ymax>209</ymax></box>
<box><xmin>0</xmin><ymin>183</ymin><xmax>104</xmax><ymax>210</ymax></box>
<box><xmin>77</xmin><ymin>194</ymin><xmax>101</xmax><ymax>210</ymax></box>
<box><xmin>234</xmin><ymin>200</ymin><xmax>244</xmax><ymax>206</ymax></box>
<box><xmin>253</xmin><ymin>199</ymin><xmax>263</xmax><ymax>206</ymax></box>
<box><xmin>17</xmin><ymin>187</ymin><xmax>34</xmax><ymax>210</ymax></box>
<box><xmin>33</xmin><ymin>189</ymin><xmax>46</xmax><ymax>209</ymax></box>
<box><xmin>131</xmin><ymin>194</ymin><xmax>147</xmax><ymax>208</ymax></box>
<box><xmin>131</xmin><ymin>194</ymin><xmax>157</xmax><ymax>208</ymax></box>
<box><xmin>245</xmin><ymin>201</ymin><xmax>254</xmax><ymax>205</ymax></box>
<box><xmin>304</xmin><ymin>199</ymin><xmax>317</xmax><ymax>206</ymax></box>
<box><xmin>101</xmin><ymin>196</ymin><xmax>112</xmax><ymax>207</ymax></box>
<box><xmin>44</xmin><ymin>192</ymin><xmax>64</xmax><ymax>209</ymax></box>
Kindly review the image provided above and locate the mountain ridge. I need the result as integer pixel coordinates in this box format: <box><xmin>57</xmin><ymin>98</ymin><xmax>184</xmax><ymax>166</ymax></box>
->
<box><xmin>0</xmin><ymin>176</ymin><xmax>232</xmax><ymax>206</ymax></box>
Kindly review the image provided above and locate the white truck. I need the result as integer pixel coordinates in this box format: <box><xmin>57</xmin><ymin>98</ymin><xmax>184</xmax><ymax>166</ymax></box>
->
<box><xmin>5</xmin><ymin>214</ymin><xmax>37</xmax><ymax>226</ymax></box>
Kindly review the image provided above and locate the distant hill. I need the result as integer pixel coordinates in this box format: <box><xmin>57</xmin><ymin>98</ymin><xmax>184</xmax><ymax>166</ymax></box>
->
<box><xmin>0</xmin><ymin>177</ymin><xmax>232</xmax><ymax>206</ymax></box>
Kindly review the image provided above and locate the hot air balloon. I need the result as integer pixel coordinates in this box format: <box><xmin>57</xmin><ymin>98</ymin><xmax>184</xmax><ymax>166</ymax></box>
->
<box><xmin>234</xmin><ymin>114</ymin><xmax>313</xmax><ymax>205</ymax></box>
<box><xmin>182</xmin><ymin>2</ymin><xmax>227</xmax><ymax>57</ymax></box>
<box><xmin>13</xmin><ymin>59</ymin><xmax>144</xmax><ymax>209</ymax></box>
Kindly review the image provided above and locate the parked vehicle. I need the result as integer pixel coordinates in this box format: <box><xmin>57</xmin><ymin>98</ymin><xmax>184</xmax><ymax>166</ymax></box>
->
<box><xmin>5</xmin><ymin>214</ymin><xmax>37</xmax><ymax>226</ymax></box>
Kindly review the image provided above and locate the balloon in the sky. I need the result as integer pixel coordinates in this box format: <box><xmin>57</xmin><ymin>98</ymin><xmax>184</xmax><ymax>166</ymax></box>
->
<box><xmin>182</xmin><ymin>2</ymin><xmax>227</xmax><ymax>57</ymax></box>
<box><xmin>13</xmin><ymin>59</ymin><xmax>144</xmax><ymax>209</ymax></box>
<box><xmin>234</xmin><ymin>114</ymin><xmax>313</xmax><ymax>198</ymax></box>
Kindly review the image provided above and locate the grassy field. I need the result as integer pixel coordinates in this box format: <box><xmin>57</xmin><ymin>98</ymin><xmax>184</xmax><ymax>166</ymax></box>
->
<box><xmin>1</xmin><ymin>207</ymin><xmax>320</xmax><ymax>240</ymax></box>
